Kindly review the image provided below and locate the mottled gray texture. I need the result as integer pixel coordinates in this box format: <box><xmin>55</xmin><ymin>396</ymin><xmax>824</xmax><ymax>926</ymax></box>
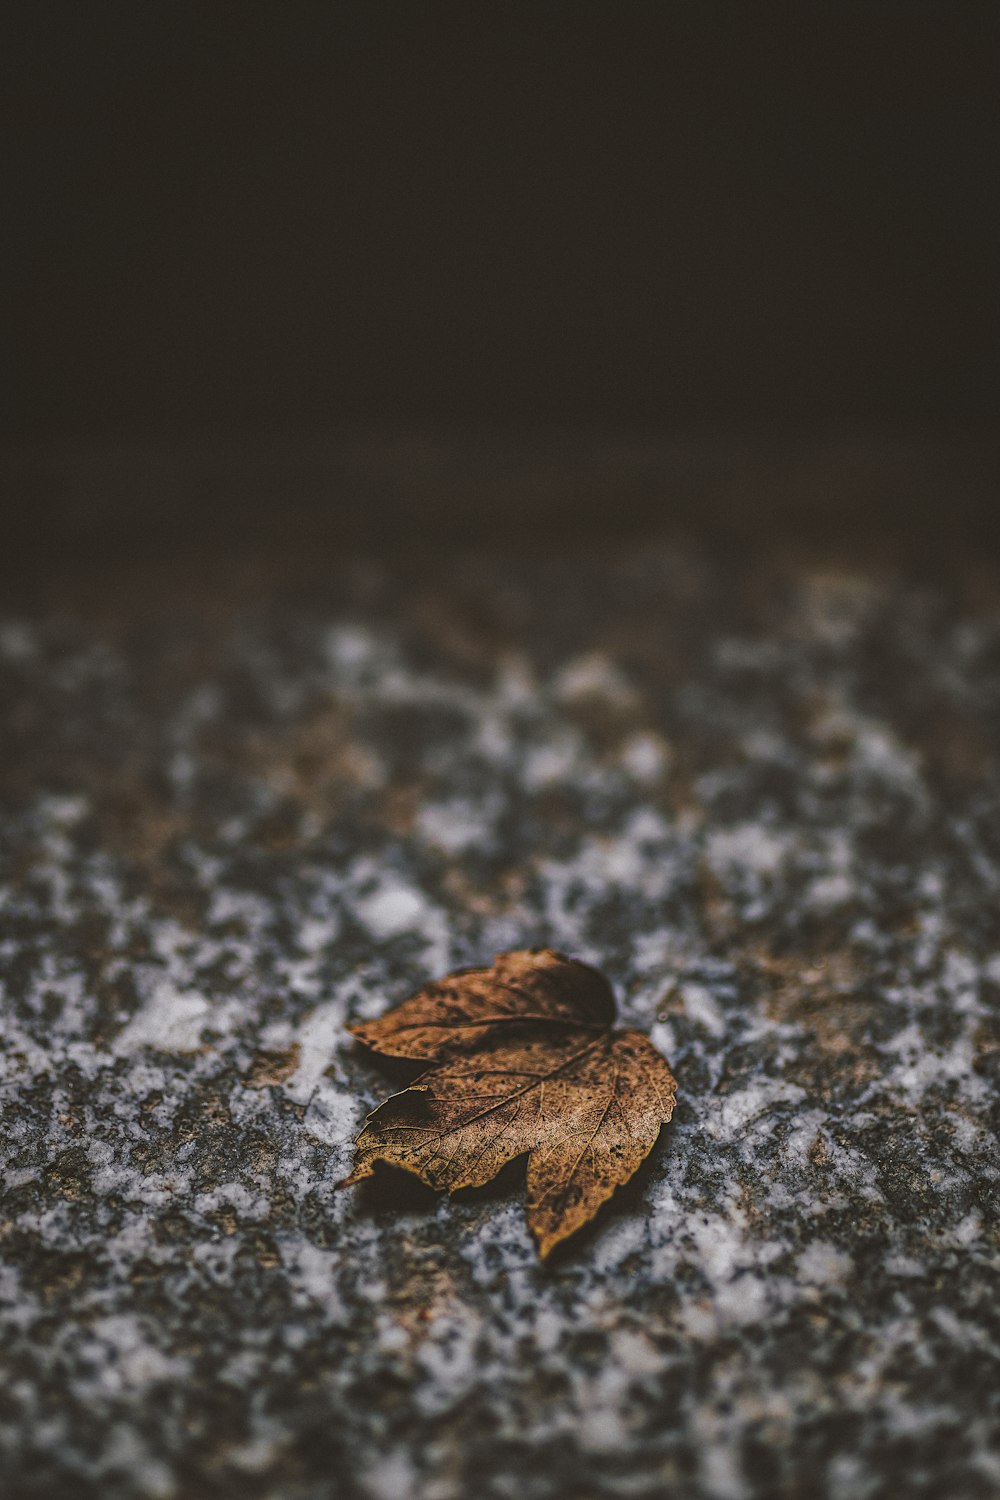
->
<box><xmin>2</xmin><ymin>541</ymin><xmax>999</xmax><ymax>1499</ymax></box>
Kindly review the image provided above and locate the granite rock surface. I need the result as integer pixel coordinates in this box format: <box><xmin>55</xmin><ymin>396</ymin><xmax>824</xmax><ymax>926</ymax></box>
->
<box><xmin>2</xmin><ymin>540</ymin><xmax>999</xmax><ymax>1499</ymax></box>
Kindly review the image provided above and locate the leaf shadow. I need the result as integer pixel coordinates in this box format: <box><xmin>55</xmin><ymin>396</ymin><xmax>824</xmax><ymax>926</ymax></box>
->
<box><xmin>348</xmin><ymin>1047</ymin><xmax>425</xmax><ymax>1095</ymax></box>
<box><xmin>347</xmin><ymin>1162</ymin><xmax>441</xmax><ymax>1218</ymax></box>
<box><xmin>346</xmin><ymin>1127</ymin><xmax>672</xmax><ymax>1270</ymax></box>
<box><xmin>347</xmin><ymin>1150</ymin><xmax>531</xmax><ymax>1225</ymax></box>
<box><xmin>343</xmin><ymin>1041</ymin><xmax>674</xmax><ymax>1268</ymax></box>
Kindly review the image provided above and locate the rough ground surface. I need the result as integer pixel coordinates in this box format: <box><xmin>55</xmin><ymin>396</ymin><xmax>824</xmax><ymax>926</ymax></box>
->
<box><xmin>2</xmin><ymin>538</ymin><xmax>999</xmax><ymax>1499</ymax></box>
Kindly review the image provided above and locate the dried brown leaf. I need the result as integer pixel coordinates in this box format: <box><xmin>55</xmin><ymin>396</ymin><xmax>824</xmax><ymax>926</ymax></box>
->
<box><xmin>348</xmin><ymin>947</ymin><xmax>616</xmax><ymax>1059</ymax></box>
<box><xmin>340</xmin><ymin>949</ymin><xmax>676</xmax><ymax>1259</ymax></box>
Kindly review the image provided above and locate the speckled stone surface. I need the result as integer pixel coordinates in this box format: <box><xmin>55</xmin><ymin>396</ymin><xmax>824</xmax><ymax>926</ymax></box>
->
<box><xmin>2</xmin><ymin>539</ymin><xmax>999</xmax><ymax>1499</ymax></box>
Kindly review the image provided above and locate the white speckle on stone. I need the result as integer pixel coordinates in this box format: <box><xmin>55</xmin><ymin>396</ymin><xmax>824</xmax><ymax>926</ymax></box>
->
<box><xmin>648</xmin><ymin>1019</ymin><xmax>677</xmax><ymax>1059</ymax></box>
<box><xmin>192</xmin><ymin>1182</ymin><xmax>268</xmax><ymax>1220</ymax></box>
<box><xmin>224</xmin><ymin>1432</ymin><xmax>281</xmax><ymax>1474</ymax></box>
<box><xmin>522</xmin><ymin>733</ymin><xmax>583</xmax><ymax>789</ymax></box>
<box><xmin>700</xmin><ymin>1440</ymin><xmax>749</xmax><ymax>1500</ymax></box>
<box><xmin>417</xmin><ymin>799</ymin><xmax>491</xmax><ymax>854</ymax></box>
<box><xmin>807</xmin><ymin>873</ymin><xmax>854</xmax><ymax>909</ymax></box>
<box><xmin>950</xmin><ymin>1210</ymin><xmax>983</xmax><ymax>1247</ymax></box>
<box><xmin>681</xmin><ymin>982</ymin><xmax>726</xmax><ymax>1038</ymax></box>
<box><xmin>705</xmin><ymin>1080</ymin><xmax>806</xmax><ymax>1139</ymax></box>
<box><xmin>90</xmin><ymin>1314</ymin><xmax>188</xmax><ymax>1391</ymax></box>
<box><xmin>278</xmin><ymin>1000</ymin><xmax>348</xmax><ymax>1104</ymax></box>
<box><xmin>577</xmin><ymin>1404</ymin><xmax>628</xmax><ymax>1453</ymax></box>
<box><xmin>357</xmin><ymin>880</ymin><xmax>429</xmax><ymax>938</ymax></box>
<box><xmin>43</xmin><ymin>794</ymin><xmax>90</xmax><ymax>827</ymax></box>
<box><xmin>112</xmin><ymin>983</ymin><xmax>210</xmax><ymax>1055</ymax></box>
<box><xmin>325</xmin><ymin>623</ymin><xmax>378</xmax><ymax>672</ymax></box>
<box><xmin>300</xmin><ymin>1086</ymin><xmax>360</xmax><ymax>1161</ymax></box>
<box><xmin>100</xmin><ymin>1427</ymin><xmax>178</xmax><ymax>1499</ymax></box>
<box><xmin>414</xmin><ymin>1309</ymin><xmax>483</xmax><ymax>1416</ymax></box>
<box><xmin>610</xmin><ymin>1328</ymin><xmax>663</xmax><ymax>1378</ymax></box>
<box><xmin>298</xmin><ymin>916</ymin><xmax>340</xmax><ymax>953</ymax></box>
<box><xmin>829</xmin><ymin>1453</ymin><xmax>878</xmax><ymax>1500</ymax></box>
<box><xmin>886</xmin><ymin>1026</ymin><xmax>985</xmax><ymax>1103</ymax></box>
<box><xmin>552</xmin><ymin>651</ymin><xmax>638</xmax><ymax>707</ymax></box>
<box><xmin>281</xmin><ymin>1240</ymin><xmax>346</xmax><ymax>1323</ymax></box>
<box><xmin>495</xmin><ymin>652</ymin><xmax>537</xmax><ymax>706</ymax></box>
<box><xmin>0</xmin><ymin>621</ymin><xmax>37</xmax><ymax>660</ymax></box>
<box><xmin>4</xmin><ymin>1167</ymin><xmax>39</xmax><ymax>1190</ymax></box>
<box><xmin>884</xmin><ymin>1255</ymin><xmax>925</xmax><ymax>1278</ymax></box>
<box><xmin>706</xmin><ymin>823</ymin><xmax>792</xmax><ymax>878</ymax></box>
<box><xmin>797</xmin><ymin>1242</ymin><xmax>853</xmax><ymax>1286</ymax></box>
<box><xmin>714</xmin><ymin>1272</ymin><xmax>772</xmax><ymax>1327</ymax></box>
<box><xmin>619</xmin><ymin>731</ymin><xmax>670</xmax><ymax>782</ymax></box>
<box><xmin>362</xmin><ymin>1449</ymin><xmax>416</xmax><ymax>1500</ymax></box>
<box><xmin>473</xmin><ymin>712</ymin><xmax>514</xmax><ymax>761</ymax></box>
<box><xmin>853</xmin><ymin>724</ymin><xmax>924</xmax><ymax>792</ymax></box>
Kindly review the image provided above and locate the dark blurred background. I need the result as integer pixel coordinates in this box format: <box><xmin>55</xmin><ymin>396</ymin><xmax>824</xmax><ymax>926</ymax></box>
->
<box><xmin>3</xmin><ymin>2</ymin><xmax>998</xmax><ymax>568</ymax></box>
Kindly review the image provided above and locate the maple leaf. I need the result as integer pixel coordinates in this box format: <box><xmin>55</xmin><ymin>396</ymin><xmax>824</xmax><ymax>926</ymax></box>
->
<box><xmin>339</xmin><ymin>949</ymin><xmax>677</xmax><ymax>1259</ymax></box>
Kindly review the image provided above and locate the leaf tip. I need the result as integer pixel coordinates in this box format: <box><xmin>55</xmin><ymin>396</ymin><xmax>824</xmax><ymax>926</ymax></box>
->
<box><xmin>335</xmin><ymin>1163</ymin><xmax>372</xmax><ymax>1190</ymax></box>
